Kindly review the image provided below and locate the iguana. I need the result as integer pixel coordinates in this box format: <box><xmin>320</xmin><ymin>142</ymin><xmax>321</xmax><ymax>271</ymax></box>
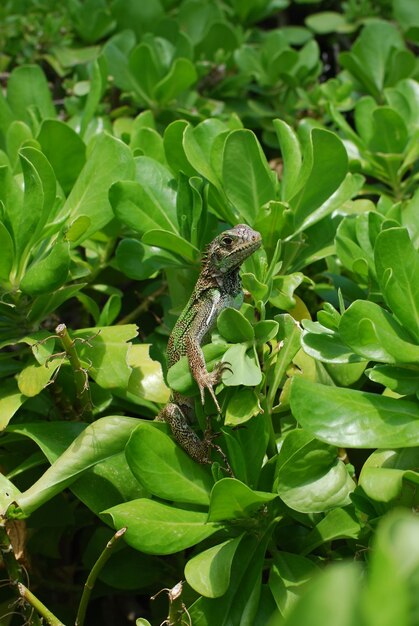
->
<box><xmin>158</xmin><ymin>224</ymin><xmax>262</xmax><ymax>464</ymax></box>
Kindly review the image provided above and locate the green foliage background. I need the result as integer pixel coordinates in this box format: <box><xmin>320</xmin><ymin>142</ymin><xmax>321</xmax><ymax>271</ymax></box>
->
<box><xmin>0</xmin><ymin>0</ymin><xmax>418</xmax><ymax>624</ymax></box>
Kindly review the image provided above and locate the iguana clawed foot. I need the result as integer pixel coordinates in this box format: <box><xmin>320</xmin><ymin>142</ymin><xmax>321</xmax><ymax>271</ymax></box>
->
<box><xmin>195</xmin><ymin>360</ymin><xmax>232</xmax><ymax>412</ymax></box>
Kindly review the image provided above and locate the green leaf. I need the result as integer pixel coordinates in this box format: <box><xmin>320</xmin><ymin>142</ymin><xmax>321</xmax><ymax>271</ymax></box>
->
<box><xmin>141</xmin><ymin>229</ymin><xmax>198</xmax><ymax>262</ymax></box>
<box><xmin>182</xmin><ymin>119</ymin><xmax>227</xmax><ymax>188</ymax></box>
<box><xmin>305</xmin><ymin>11</ymin><xmax>347</xmax><ymax>34</ymax></box>
<box><xmin>63</xmin><ymin>133</ymin><xmax>135</xmax><ymax>242</ymax></box>
<box><xmin>225</xmin><ymin>388</ymin><xmax>261</xmax><ymax>426</ymax></box>
<box><xmin>369</xmin><ymin>108</ymin><xmax>408</xmax><ymax>154</ymax></box>
<box><xmin>359</xmin><ymin>448</ymin><xmax>419</xmax><ymax>506</ymax></box>
<box><xmin>73</xmin><ymin>325</ymin><xmax>138</xmax><ymax>389</ymax></box>
<box><xmin>301</xmin><ymin>508</ymin><xmax>361</xmax><ymax>554</ymax></box>
<box><xmin>126</xmin><ymin>344</ymin><xmax>170</xmax><ymax>404</ymax></box>
<box><xmin>103</xmin><ymin>499</ymin><xmax>219</xmax><ymax>555</ymax></box>
<box><xmin>10</xmin><ymin>416</ymin><xmax>139</xmax><ymax>515</ymax></box>
<box><xmin>375</xmin><ymin>227</ymin><xmax>419</xmax><ymax>342</ymax></box>
<box><xmin>275</xmin><ymin>430</ymin><xmax>355</xmax><ymax>513</ymax></box>
<box><xmin>125</xmin><ymin>422</ymin><xmax>213</xmax><ymax>505</ymax></box>
<box><xmin>222</xmin><ymin>343</ymin><xmax>262</xmax><ymax>387</ymax></box>
<box><xmin>217</xmin><ymin>308</ymin><xmax>254</xmax><ymax>343</ymax></box>
<box><xmin>222</xmin><ymin>129</ymin><xmax>276</xmax><ymax>224</ymax></box>
<box><xmin>208</xmin><ymin>478</ymin><xmax>276</xmax><ymax>522</ymax></box>
<box><xmin>37</xmin><ymin>120</ymin><xmax>86</xmax><ymax>194</ymax></box>
<box><xmin>270</xmin><ymin>273</ymin><xmax>305</xmax><ymax>310</ymax></box>
<box><xmin>290</xmin><ymin>377</ymin><xmax>419</xmax><ymax>448</ymax></box>
<box><xmin>301</xmin><ymin>321</ymin><xmax>365</xmax><ymax>364</ymax></box>
<box><xmin>17</xmin><ymin>360</ymin><xmax>61</xmax><ymax>397</ymax></box>
<box><xmin>273</xmin><ymin>119</ymin><xmax>302</xmax><ymax>201</ymax></box>
<box><xmin>20</xmin><ymin>241</ymin><xmax>70</xmax><ymax>296</ymax></box>
<box><xmin>6</xmin><ymin>65</ymin><xmax>55</xmax><ymax>124</ymax></box>
<box><xmin>163</xmin><ymin>120</ymin><xmax>196</xmax><ymax>177</ymax></box>
<box><xmin>110</xmin><ymin>158</ymin><xmax>178</xmax><ymax>235</ymax></box>
<box><xmin>362</xmin><ymin>510</ymin><xmax>419</xmax><ymax>626</ymax></box>
<box><xmin>339</xmin><ymin>300</ymin><xmax>419</xmax><ymax>363</ymax></box>
<box><xmin>281</xmin><ymin>561</ymin><xmax>362</xmax><ymax>626</ymax></box>
<box><xmin>185</xmin><ymin>536</ymin><xmax>243</xmax><ymax>598</ymax></box>
<box><xmin>290</xmin><ymin>129</ymin><xmax>347</xmax><ymax>230</ymax></box>
<box><xmin>0</xmin><ymin>378</ymin><xmax>26</xmax><ymax>430</ymax></box>
<box><xmin>366</xmin><ymin>364</ymin><xmax>419</xmax><ymax>395</ymax></box>
<box><xmin>0</xmin><ymin>222</ymin><xmax>14</xmax><ymax>283</ymax></box>
<box><xmin>269</xmin><ymin>552</ymin><xmax>319</xmax><ymax>617</ymax></box>
<box><xmin>154</xmin><ymin>57</ymin><xmax>197</xmax><ymax>104</ymax></box>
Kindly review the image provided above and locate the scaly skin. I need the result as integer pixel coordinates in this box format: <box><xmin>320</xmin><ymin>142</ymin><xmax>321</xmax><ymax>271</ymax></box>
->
<box><xmin>158</xmin><ymin>224</ymin><xmax>262</xmax><ymax>464</ymax></box>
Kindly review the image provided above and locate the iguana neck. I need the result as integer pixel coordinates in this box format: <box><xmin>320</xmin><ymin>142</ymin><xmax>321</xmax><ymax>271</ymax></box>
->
<box><xmin>197</xmin><ymin>265</ymin><xmax>241</xmax><ymax>297</ymax></box>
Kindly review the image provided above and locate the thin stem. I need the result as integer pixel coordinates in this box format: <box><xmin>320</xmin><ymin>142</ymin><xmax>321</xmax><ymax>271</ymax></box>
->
<box><xmin>117</xmin><ymin>282</ymin><xmax>167</xmax><ymax>325</ymax></box>
<box><xmin>75</xmin><ymin>527</ymin><xmax>127</xmax><ymax>626</ymax></box>
<box><xmin>55</xmin><ymin>323</ymin><xmax>93</xmax><ymax>422</ymax></box>
<box><xmin>18</xmin><ymin>583</ymin><xmax>66</xmax><ymax>626</ymax></box>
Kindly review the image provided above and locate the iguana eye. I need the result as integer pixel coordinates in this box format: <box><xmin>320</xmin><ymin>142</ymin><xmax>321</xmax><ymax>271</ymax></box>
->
<box><xmin>222</xmin><ymin>236</ymin><xmax>233</xmax><ymax>246</ymax></box>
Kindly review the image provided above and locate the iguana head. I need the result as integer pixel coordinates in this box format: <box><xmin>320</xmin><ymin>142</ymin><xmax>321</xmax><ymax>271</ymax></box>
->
<box><xmin>204</xmin><ymin>224</ymin><xmax>261</xmax><ymax>274</ymax></box>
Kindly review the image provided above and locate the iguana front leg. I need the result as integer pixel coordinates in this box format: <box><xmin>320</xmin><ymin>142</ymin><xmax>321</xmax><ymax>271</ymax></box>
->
<box><xmin>184</xmin><ymin>334</ymin><xmax>231</xmax><ymax>413</ymax></box>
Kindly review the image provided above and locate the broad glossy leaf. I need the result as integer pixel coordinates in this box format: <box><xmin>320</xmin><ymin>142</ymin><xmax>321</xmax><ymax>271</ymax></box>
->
<box><xmin>0</xmin><ymin>221</ymin><xmax>14</xmax><ymax>283</ymax></box>
<box><xmin>63</xmin><ymin>133</ymin><xmax>135</xmax><ymax>242</ymax></box>
<box><xmin>208</xmin><ymin>478</ymin><xmax>276</xmax><ymax>522</ymax></box>
<box><xmin>10</xmin><ymin>416</ymin><xmax>139</xmax><ymax>516</ymax></box>
<box><xmin>290</xmin><ymin>377</ymin><xmax>419</xmax><ymax>448</ymax></box>
<box><xmin>222</xmin><ymin>129</ymin><xmax>276</xmax><ymax>224</ymax></box>
<box><xmin>217</xmin><ymin>308</ymin><xmax>254</xmax><ymax>343</ymax></box>
<box><xmin>74</xmin><ymin>325</ymin><xmax>138</xmax><ymax>389</ymax></box>
<box><xmin>17</xmin><ymin>359</ymin><xmax>61</xmax><ymax>397</ymax></box>
<box><xmin>104</xmin><ymin>499</ymin><xmax>219</xmax><ymax>554</ymax></box>
<box><xmin>125</xmin><ymin>422</ymin><xmax>213</xmax><ymax>505</ymax></box>
<box><xmin>20</xmin><ymin>241</ymin><xmax>70</xmax><ymax>296</ymax></box>
<box><xmin>369</xmin><ymin>108</ymin><xmax>408</xmax><ymax>154</ymax></box>
<box><xmin>301</xmin><ymin>508</ymin><xmax>361</xmax><ymax>555</ymax></box>
<box><xmin>225</xmin><ymin>388</ymin><xmax>261</xmax><ymax>426</ymax></box>
<box><xmin>222</xmin><ymin>343</ymin><xmax>262</xmax><ymax>386</ymax></box>
<box><xmin>116</xmin><ymin>238</ymin><xmax>180</xmax><ymax>280</ymax></box>
<box><xmin>189</xmin><ymin>533</ymin><xmax>271</xmax><ymax>626</ymax></box>
<box><xmin>375</xmin><ymin>227</ymin><xmax>419</xmax><ymax>342</ymax></box>
<box><xmin>269</xmin><ymin>552</ymin><xmax>319</xmax><ymax>617</ymax></box>
<box><xmin>141</xmin><ymin>229</ymin><xmax>198</xmax><ymax>262</ymax></box>
<box><xmin>126</xmin><ymin>344</ymin><xmax>169</xmax><ymax>404</ymax></box>
<box><xmin>281</xmin><ymin>562</ymin><xmax>362</xmax><ymax>626</ymax></box>
<box><xmin>362</xmin><ymin>510</ymin><xmax>419</xmax><ymax>626</ymax></box>
<box><xmin>302</xmin><ymin>321</ymin><xmax>365</xmax><ymax>364</ymax></box>
<box><xmin>270</xmin><ymin>273</ymin><xmax>305</xmax><ymax>310</ymax></box>
<box><xmin>183</xmin><ymin>119</ymin><xmax>227</xmax><ymax>188</ymax></box>
<box><xmin>366</xmin><ymin>364</ymin><xmax>419</xmax><ymax>395</ymax></box>
<box><xmin>163</xmin><ymin>119</ymin><xmax>196</xmax><ymax>176</ymax></box>
<box><xmin>275</xmin><ymin>430</ymin><xmax>355</xmax><ymax>513</ymax></box>
<box><xmin>110</xmin><ymin>160</ymin><xmax>177</xmax><ymax>235</ymax></box>
<box><xmin>185</xmin><ymin>536</ymin><xmax>243</xmax><ymax>598</ymax></box>
<box><xmin>37</xmin><ymin>119</ymin><xmax>86</xmax><ymax>194</ymax></box>
<box><xmin>339</xmin><ymin>300</ymin><xmax>419</xmax><ymax>363</ymax></box>
<box><xmin>6</xmin><ymin>65</ymin><xmax>55</xmax><ymax>124</ymax></box>
<box><xmin>359</xmin><ymin>448</ymin><xmax>419</xmax><ymax>506</ymax></box>
<box><xmin>154</xmin><ymin>57</ymin><xmax>197</xmax><ymax>104</ymax></box>
<box><xmin>290</xmin><ymin>129</ymin><xmax>347</xmax><ymax>229</ymax></box>
<box><xmin>273</xmin><ymin>119</ymin><xmax>302</xmax><ymax>201</ymax></box>
<box><xmin>0</xmin><ymin>378</ymin><xmax>26</xmax><ymax>430</ymax></box>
